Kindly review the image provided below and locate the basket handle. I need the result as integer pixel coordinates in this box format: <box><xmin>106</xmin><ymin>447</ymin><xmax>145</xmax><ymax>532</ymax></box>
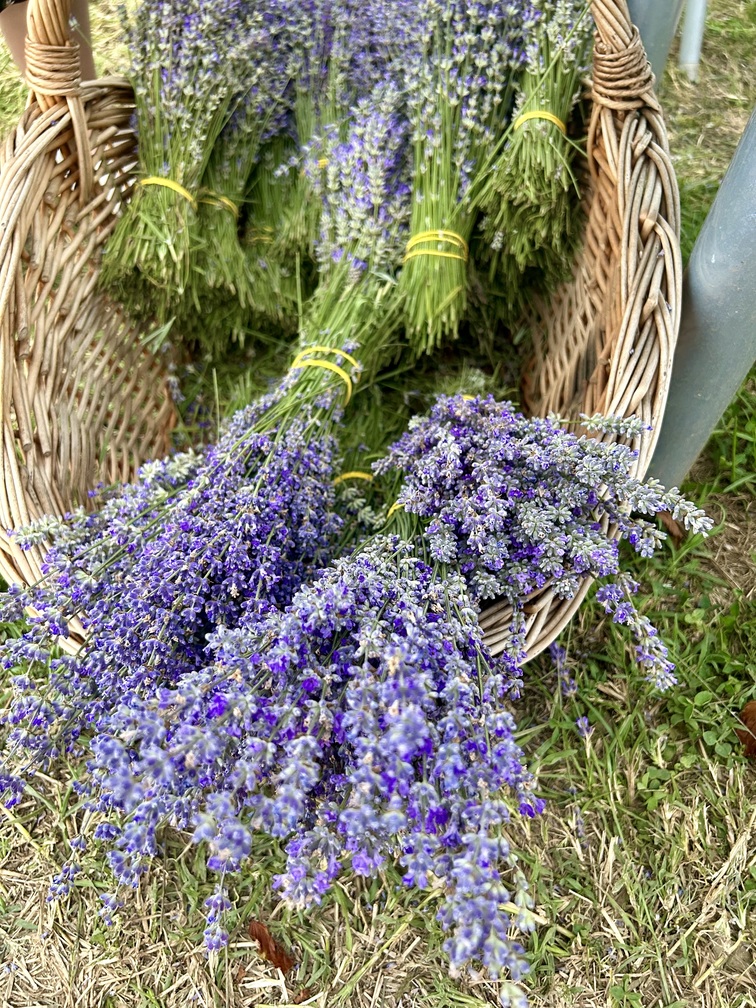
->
<box><xmin>590</xmin><ymin>0</ymin><xmax>658</xmax><ymax>112</ymax></box>
<box><xmin>24</xmin><ymin>0</ymin><xmax>93</xmax><ymax>199</ymax></box>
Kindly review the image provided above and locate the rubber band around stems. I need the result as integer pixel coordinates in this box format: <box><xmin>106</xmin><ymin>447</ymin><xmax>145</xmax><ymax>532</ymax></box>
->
<box><xmin>290</xmin><ymin>346</ymin><xmax>360</xmax><ymax>372</ymax></box>
<box><xmin>290</xmin><ymin>359</ymin><xmax>353</xmax><ymax>404</ymax></box>
<box><xmin>248</xmin><ymin>226</ymin><xmax>274</xmax><ymax>244</ymax></box>
<box><xmin>198</xmin><ymin>191</ymin><xmax>240</xmax><ymax>218</ymax></box>
<box><xmin>333</xmin><ymin>471</ymin><xmax>374</xmax><ymax>486</ymax></box>
<box><xmin>403</xmin><ymin>229</ymin><xmax>469</xmax><ymax>265</ymax></box>
<box><xmin>403</xmin><ymin>248</ymin><xmax>467</xmax><ymax>263</ymax></box>
<box><xmin>138</xmin><ymin>177</ymin><xmax>197</xmax><ymax>210</ymax></box>
<box><xmin>406</xmin><ymin>229</ymin><xmax>469</xmax><ymax>255</ymax></box>
<box><xmin>513</xmin><ymin>110</ymin><xmax>567</xmax><ymax>135</ymax></box>
<box><xmin>386</xmin><ymin>501</ymin><xmax>404</xmax><ymax>518</ymax></box>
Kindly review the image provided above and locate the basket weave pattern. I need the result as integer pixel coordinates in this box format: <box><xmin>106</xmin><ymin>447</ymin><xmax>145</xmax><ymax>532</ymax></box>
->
<box><xmin>0</xmin><ymin>0</ymin><xmax>176</xmax><ymax>588</ymax></box>
<box><xmin>0</xmin><ymin>0</ymin><xmax>681</xmax><ymax>659</ymax></box>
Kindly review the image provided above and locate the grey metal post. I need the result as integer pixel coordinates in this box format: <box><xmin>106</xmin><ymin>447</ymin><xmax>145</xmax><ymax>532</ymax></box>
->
<box><xmin>626</xmin><ymin>0</ymin><xmax>687</xmax><ymax>84</ymax></box>
<box><xmin>678</xmin><ymin>0</ymin><xmax>708</xmax><ymax>81</ymax></box>
<box><xmin>647</xmin><ymin>107</ymin><xmax>756</xmax><ymax>489</ymax></box>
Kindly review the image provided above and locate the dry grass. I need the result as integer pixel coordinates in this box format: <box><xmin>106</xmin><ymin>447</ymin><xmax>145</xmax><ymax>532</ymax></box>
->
<box><xmin>662</xmin><ymin>0</ymin><xmax>756</xmax><ymax>184</ymax></box>
<box><xmin>2</xmin><ymin>1</ymin><xmax>756</xmax><ymax>1006</ymax></box>
<box><xmin>516</xmin><ymin>684</ymin><xmax>756</xmax><ymax>1008</ymax></box>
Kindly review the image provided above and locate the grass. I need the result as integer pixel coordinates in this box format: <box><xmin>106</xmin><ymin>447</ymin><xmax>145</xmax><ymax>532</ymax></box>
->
<box><xmin>1</xmin><ymin>1</ymin><xmax>755</xmax><ymax>1006</ymax></box>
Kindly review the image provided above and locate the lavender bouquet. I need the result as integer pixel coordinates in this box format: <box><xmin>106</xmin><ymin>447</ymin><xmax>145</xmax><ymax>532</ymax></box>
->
<box><xmin>273</xmin><ymin>0</ymin><xmax>406</xmax><ymax>267</ymax></box>
<box><xmin>233</xmin><ymin>0</ymin><xmax>409</xmax><ymax>332</ymax></box>
<box><xmin>290</xmin><ymin>80</ymin><xmax>413</xmax><ymax>381</ymax></box>
<box><xmin>50</xmin><ymin>536</ymin><xmax>540</xmax><ymax>1006</ymax></box>
<box><xmin>398</xmin><ymin>0</ymin><xmax>538</xmax><ymax>354</ymax></box>
<box><xmin>375</xmin><ymin>397</ymin><xmax>712</xmax><ymax>691</ymax></box>
<box><xmin>100</xmin><ymin>0</ymin><xmax>259</xmax><ymax>321</ymax></box>
<box><xmin>183</xmin><ymin>1</ymin><xmax>300</xmax><ymax>343</ymax></box>
<box><xmin>0</xmin><ymin>379</ymin><xmax>350</xmax><ymax>764</ymax></box>
<box><xmin>240</xmin><ymin>138</ymin><xmax>304</xmax><ymax>335</ymax></box>
<box><xmin>478</xmin><ymin>0</ymin><xmax>593</xmax><ymax>314</ymax></box>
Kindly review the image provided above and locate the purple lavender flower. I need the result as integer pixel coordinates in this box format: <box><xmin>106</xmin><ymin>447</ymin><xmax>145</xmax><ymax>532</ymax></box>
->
<box><xmin>575</xmin><ymin>715</ymin><xmax>592</xmax><ymax>738</ymax></box>
<box><xmin>375</xmin><ymin>395</ymin><xmax>711</xmax><ymax>626</ymax></box>
<box><xmin>0</xmin><ymin>378</ymin><xmax>350</xmax><ymax>775</ymax></box>
<box><xmin>550</xmin><ymin>642</ymin><xmax>577</xmax><ymax>698</ymax></box>
<box><xmin>595</xmin><ymin>575</ymin><xmax>678</xmax><ymax>691</ymax></box>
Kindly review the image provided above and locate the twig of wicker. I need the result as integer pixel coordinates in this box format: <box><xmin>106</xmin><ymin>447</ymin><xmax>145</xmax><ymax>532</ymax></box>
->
<box><xmin>0</xmin><ymin>0</ymin><xmax>681</xmax><ymax>660</ymax></box>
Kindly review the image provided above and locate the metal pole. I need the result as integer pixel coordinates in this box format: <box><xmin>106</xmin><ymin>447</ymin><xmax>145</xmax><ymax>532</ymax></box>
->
<box><xmin>626</xmin><ymin>0</ymin><xmax>687</xmax><ymax>84</ymax></box>
<box><xmin>647</xmin><ymin>107</ymin><xmax>756</xmax><ymax>489</ymax></box>
<box><xmin>678</xmin><ymin>0</ymin><xmax>708</xmax><ymax>82</ymax></box>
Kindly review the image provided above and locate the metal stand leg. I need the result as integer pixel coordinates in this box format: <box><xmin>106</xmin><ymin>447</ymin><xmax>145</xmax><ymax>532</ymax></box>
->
<box><xmin>626</xmin><ymin>0</ymin><xmax>687</xmax><ymax>83</ymax></box>
<box><xmin>679</xmin><ymin>0</ymin><xmax>708</xmax><ymax>82</ymax></box>
<box><xmin>647</xmin><ymin>107</ymin><xmax>756</xmax><ymax>489</ymax></box>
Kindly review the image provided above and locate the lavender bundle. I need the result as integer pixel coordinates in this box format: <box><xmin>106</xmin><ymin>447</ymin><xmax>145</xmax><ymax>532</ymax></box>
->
<box><xmin>261</xmin><ymin>0</ymin><xmax>331</xmax><ymax>267</ymax></box>
<box><xmin>0</xmin><ymin>380</ymin><xmax>351</xmax><ymax>766</ymax></box>
<box><xmin>292</xmin><ymin>80</ymin><xmax>413</xmax><ymax>374</ymax></box>
<box><xmin>183</xmin><ymin>1</ymin><xmax>300</xmax><ymax>344</ymax></box>
<box><xmin>100</xmin><ymin>0</ymin><xmax>257</xmax><ymax>321</ymax></box>
<box><xmin>245</xmin><ymin>0</ymin><xmax>408</xmax><ymax>294</ymax></box>
<box><xmin>398</xmin><ymin>0</ymin><xmax>538</xmax><ymax>354</ymax></box>
<box><xmin>478</xmin><ymin>0</ymin><xmax>593</xmax><ymax>312</ymax></box>
<box><xmin>240</xmin><ymin>139</ymin><xmax>305</xmax><ymax>335</ymax></box>
<box><xmin>52</xmin><ymin>538</ymin><xmax>540</xmax><ymax>1005</ymax></box>
<box><xmin>375</xmin><ymin>397</ymin><xmax>712</xmax><ymax>691</ymax></box>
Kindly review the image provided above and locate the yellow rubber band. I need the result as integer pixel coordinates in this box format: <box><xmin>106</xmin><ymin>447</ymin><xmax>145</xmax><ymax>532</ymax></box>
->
<box><xmin>291</xmin><ymin>359</ymin><xmax>353</xmax><ymax>404</ymax></box>
<box><xmin>333</xmin><ymin>471</ymin><xmax>374</xmax><ymax>486</ymax></box>
<box><xmin>513</xmin><ymin>110</ymin><xmax>567</xmax><ymax>135</ymax></box>
<box><xmin>406</xmin><ymin>230</ymin><xmax>469</xmax><ymax>256</ymax></box>
<box><xmin>198</xmin><ymin>191</ymin><xmax>240</xmax><ymax>218</ymax></box>
<box><xmin>291</xmin><ymin>346</ymin><xmax>361</xmax><ymax>372</ymax></box>
<box><xmin>386</xmin><ymin>501</ymin><xmax>404</xmax><ymax>518</ymax></box>
<box><xmin>461</xmin><ymin>394</ymin><xmax>476</xmax><ymax>401</ymax></box>
<box><xmin>403</xmin><ymin>249</ymin><xmax>467</xmax><ymax>264</ymax></box>
<box><xmin>138</xmin><ymin>176</ymin><xmax>197</xmax><ymax>210</ymax></box>
<box><xmin>248</xmin><ymin>225</ymin><xmax>274</xmax><ymax>243</ymax></box>
<box><xmin>403</xmin><ymin>229</ymin><xmax>469</xmax><ymax>265</ymax></box>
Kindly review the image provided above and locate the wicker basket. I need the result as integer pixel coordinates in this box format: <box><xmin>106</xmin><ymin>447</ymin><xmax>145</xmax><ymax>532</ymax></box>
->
<box><xmin>0</xmin><ymin>0</ymin><xmax>681</xmax><ymax>659</ymax></box>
